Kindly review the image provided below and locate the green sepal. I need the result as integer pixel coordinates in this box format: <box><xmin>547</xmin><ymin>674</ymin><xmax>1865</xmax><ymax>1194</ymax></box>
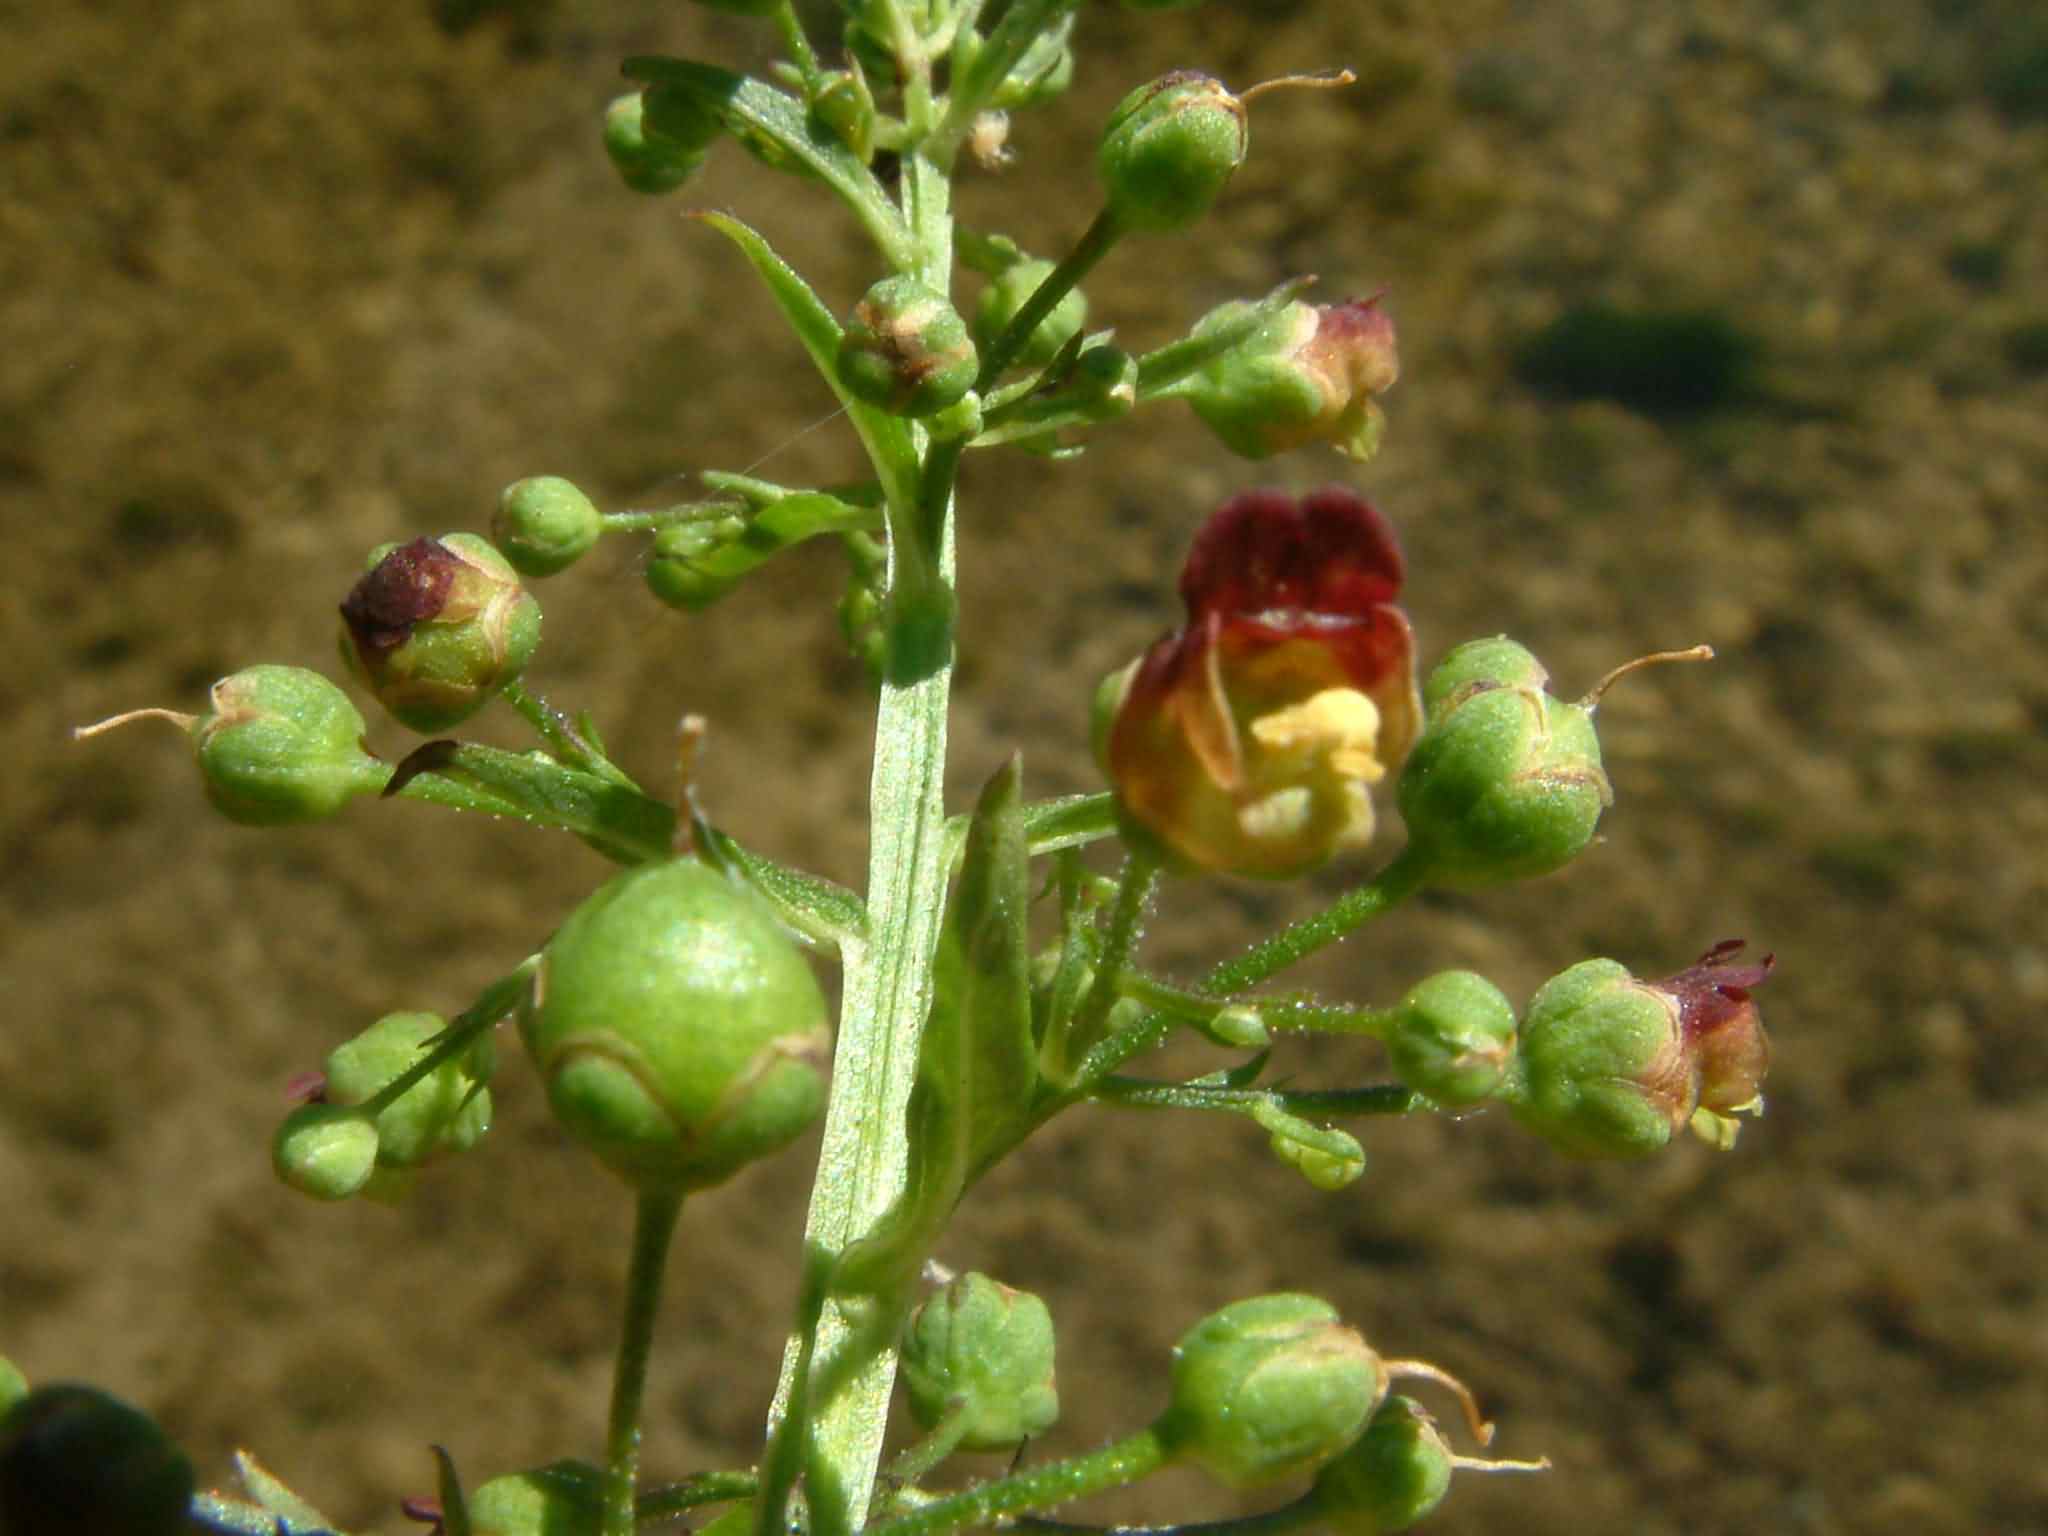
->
<box><xmin>1013</xmin><ymin>791</ymin><xmax>1116</xmax><ymax>855</ymax></box>
<box><xmin>1248</xmin><ymin>1100</ymin><xmax>1365</xmax><ymax>1191</ymax></box>
<box><xmin>688</xmin><ymin>212</ymin><xmax>920</xmax><ymax>512</ymax></box>
<box><xmin>622</xmin><ymin>58</ymin><xmax>912</xmax><ymax>269</ymax></box>
<box><xmin>431</xmin><ymin>1445</ymin><xmax>473</xmax><ymax>1536</ymax></box>
<box><xmin>836</xmin><ymin>760</ymin><xmax>1039</xmax><ymax>1294</ymax></box>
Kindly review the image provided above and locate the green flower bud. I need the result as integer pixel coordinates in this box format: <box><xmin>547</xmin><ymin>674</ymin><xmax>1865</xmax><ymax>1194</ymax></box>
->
<box><xmin>1159</xmin><ymin>1295</ymin><xmax>1385</xmax><ymax>1489</ymax></box>
<box><xmin>340</xmin><ymin>533</ymin><xmax>542</xmax><ymax>733</ymax></box>
<box><xmin>323</xmin><ymin>1012</ymin><xmax>493</xmax><ymax>1172</ymax></box>
<box><xmin>973</xmin><ymin>259</ymin><xmax>1088</xmax><ymax>373</ymax></box>
<box><xmin>643</xmin><ymin>516</ymin><xmax>747</xmax><ymax>613</ymax></box>
<box><xmin>1395</xmin><ymin>639</ymin><xmax>1611</xmax><ymax>887</ymax></box>
<box><xmin>1186</xmin><ymin>295</ymin><xmax>1399</xmax><ymax>461</ymax></box>
<box><xmin>987</xmin><ymin>22</ymin><xmax>1074</xmax><ymax>110</ymax></box>
<box><xmin>493</xmin><ymin>476</ymin><xmax>601</xmax><ymax>579</ymax></box>
<box><xmin>1384</xmin><ymin>971</ymin><xmax>1517</xmax><ymax>1108</ymax></box>
<box><xmin>0</xmin><ymin>1361</ymin><xmax>26</xmax><ymax>1418</ymax></box>
<box><xmin>468</xmin><ymin>1461</ymin><xmax>604</xmax><ymax>1536</ymax></box>
<box><xmin>901</xmin><ymin>1274</ymin><xmax>1060</xmax><ymax>1452</ymax></box>
<box><xmin>1306</xmin><ymin>1397</ymin><xmax>1453</xmax><ymax>1534</ymax></box>
<box><xmin>1069</xmin><ymin>344</ymin><xmax>1139</xmax><ymax>420</ymax></box>
<box><xmin>273</xmin><ymin>1104</ymin><xmax>382</xmax><ymax>1201</ymax></box>
<box><xmin>837</xmin><ymin>276</ymin><xmax>979</xmax><ymax>418</ymax></box>
<box><xmin>1509</xmin><ymin>959</ymin><xmax>1686</xmax><ymax>1159</ymax></box>
<box><xmin>602</xmin><ymin>92</ymin><xmax>709</xmax><ymax>196</ymax></box>
<box><xmin>0</xmin><ymin>1384</ymin><xmax>195</xmax><ymax>1536</ymax></box>
<box><xmin>519</xmin><ymin>858</ymin><xmax>831</xmax><ymax>1192</ymax></box>
<box><xmin>193</xmin><ymin>665</ymin><xmax>385</xmax><ymax>825</ymax></box>
<box><xmin>1098</xmin><ymin>72</ymin><xmax>1247</xmax><ymax>235</ymax></box>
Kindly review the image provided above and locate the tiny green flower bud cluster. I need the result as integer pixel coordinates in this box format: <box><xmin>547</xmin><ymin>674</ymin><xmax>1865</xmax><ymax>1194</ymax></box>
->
<box><xmin>273</xmin><ymin>1104</ymin><xmax>382</xmax><ymax>1202</ymax></box>
<box><xmin>339</xmin><ymin>533</ymin><xmax>542</xmax><ymax>733</ymax></box>
<box><xmin>901</xmin><ymin>1273</ymin><xmax>1060</xmax><ymax>1452</ymax></box>
<box><xmin>974</xmin><ymin>259</ymin><xmax>1089</xmax><ymax>373</ymax></box>
<box><xmin>0</xmin><ymin>1384</ymin><xmax>195</xmax><ymax>1536</ymax></box>
<box><xmin>519</xmin><ymin>858</ymin><xmax>831</xmax><ymax>1193</ymax></box>
<box><xmin>315</xmin><ymin>1011</ymin><xmax>494</xmax><ymax>1199</ymax></box>
<box><xmin>1098</xmin><ymin>73</ymin><xmax>1247</xmax><ymax>234</ymax></box>
<box><xmin>1158</xmin><ymin>1294</ymin><xmax>1385</xmax><ymax>1489</ymax></box>
<box><xmin>1396</xmin><ymin>638</ymin><xmax>1611</xmax><ymax>887</ymax></box>
<box><xmin>838</xmin><ymin>276</ymin><xmax>980</xmax><ymax>418</ymax></box>
<box><xmin>493</xmin><ymin>476</ymin><xmax>601</xmax><ymax>578</ymax></box>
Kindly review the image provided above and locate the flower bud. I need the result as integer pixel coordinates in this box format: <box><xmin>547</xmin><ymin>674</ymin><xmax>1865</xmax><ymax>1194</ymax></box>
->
<box><xmin>1384</xmin><ymin>971</ymin><xmax>1517</xmax><ymax>1108</ymax></box>
<box><xmin>901</xmin><ymin>1274</ymin><xmax>1060</xmax><ymax>1452</ymax></box>
<box><xmin>339</xmin><ymin>534</ymin><xmax>541</xmax><ymax>733</ymax></box>
<box><xmin>193</xmin><ymin>665</ymin><xmax>386</xmax><ymax>825</ymax></box>
<box><xmin>1069</xmin><ymin>344</ymin><xmax>1139</xmax><ymax>420</ymax></box>
<box><xmin>519</xmin><ymin>857</ymin><xmax>831</xmax><ymax>1193</ymax></box>
<box><xmin>1186</xmin><ymin>295</ymin><xmax>1399</xmax><ymax>461</ymax></box>
<box><xmin>1306</xmin><ymin>1397</ymin><xmax>1453</xmax><ymax>1534</ymax></box>
<box><xmin>1158</xmin><ymin>1294</ymin><xmax>1385</xmax><ymax>1489</ymax></box>
<box><xmin>467</xmin><ymin>1461</ymin><xmax>603</xmax><ymax>1536</ymax></box>
<box><xmin>1098</xmin><ymin>72</ymin><xmax>1247</xmax><ymax>235</ymax></box>
<box><xmin>0</xmin><ymin>1384</ymin><xmax>195</xmax><ymax>1536</ymax></box>
<box><xmin>837</xmin><ymin>276</ymin><xmax>979</xmax><ymax>418</ymax></box>
<box><xmin>973</xmin><ymin>259</ymin><xmax>1089</xmax><ymax>374</ymax></box>
<box><xmin>322</xmin><ymin>1012</ymin><xmax>493</xmax><ymax>1173</ymax></box>
<box><xmin>1508</xmin><ymin>943</ymin><xmax>1772</xmax><ymax>1159</ymax></box>
<box><xmin>493</xmin><ymin>476</ymin><xmax>601</xmax><ymax>579</ymax></box>
<box><xmin>273</xmin><ymin>1104</ymin><xmax>381</xmax><ymax>1201</ymax></box>
<box><xmin>602</xmin><ymin>92</ymin><xmax>710</xmax><ymax>196</ymax></box>
<box><xmin>1395</xmin><ymin>639</ymin><xmax>1610</xmax><ymax>888</ymax></box>
<box><xmin>643</xmin><ymin>515</ymin><xmax>747</xmax><ymax>613</ymax></box>
<box><xmin>1101</xmin><ymin>488</ymin><xmax>1420</xmax><ymax>879</ymax></box>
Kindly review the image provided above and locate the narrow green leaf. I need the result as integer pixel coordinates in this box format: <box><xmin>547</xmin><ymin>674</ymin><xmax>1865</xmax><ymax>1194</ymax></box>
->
<box><xmin>431</xmin><ymin>1445</ymin><xmax>472</xmax><ymax>1536</ymax></box>
<box><xmin>622</xmin><ymin>57</ymin><xmax>913</xmax><ymax>267</ymax></box>
<box><xmin>226</xmin><ymin>1452</ymin><xmax>342</xmax><ymax>1534</ymax></box>
<box><xmin>401</xmin><ymin>744</ymin><xmax>677</xmax><ymax>864</ymax></box>
<box><xmin>1018</xmin><ymin>791</ymin><xmax>1116</xmax><ymax>854</ymax></box>
<box><xmin>700</xmin><ymin>823</ymin><xmax>867</xmax><ymax>954</ymax></box>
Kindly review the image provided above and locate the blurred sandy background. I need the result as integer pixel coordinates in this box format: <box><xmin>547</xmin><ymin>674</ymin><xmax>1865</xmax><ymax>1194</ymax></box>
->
<box><xmin>3</xmin><ymin>1</ymin><xmax>2045</xmax><ymax>1532</ymax></box>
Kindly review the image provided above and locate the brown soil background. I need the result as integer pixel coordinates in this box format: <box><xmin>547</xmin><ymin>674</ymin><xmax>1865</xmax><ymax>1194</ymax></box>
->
<box><xmin>4</xmin><ymin>2</ymin><xmax>2045</xmax><ymax>1533</ymax></box>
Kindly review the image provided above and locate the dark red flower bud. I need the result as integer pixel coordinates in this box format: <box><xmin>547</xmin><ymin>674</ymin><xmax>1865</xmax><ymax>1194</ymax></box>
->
<box><xmin>1098</xmin><ymin>487</ymin><xmax>1420</xmax><ymax>879</ymax></box>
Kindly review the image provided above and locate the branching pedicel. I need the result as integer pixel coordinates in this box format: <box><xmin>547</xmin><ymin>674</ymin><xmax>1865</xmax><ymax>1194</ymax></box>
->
<box><xmin>16</xmin><ymin>3</ymin><xmax>1774</xmax><ymax>1535</ymax></box>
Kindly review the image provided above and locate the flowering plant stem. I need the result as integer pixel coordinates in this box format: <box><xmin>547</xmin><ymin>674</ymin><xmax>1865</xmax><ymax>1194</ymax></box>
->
<box><xmin>605</xmin><ymin>1190</ymin><xmax>686</xmax><ymax>1536</ymax></box>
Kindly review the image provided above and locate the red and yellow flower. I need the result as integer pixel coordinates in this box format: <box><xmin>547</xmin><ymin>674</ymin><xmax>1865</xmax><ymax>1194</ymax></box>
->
<box><xmin>1099</xmin><ymin>486</ymin><xmax>1420</xmax><ymax>879</ymax></box>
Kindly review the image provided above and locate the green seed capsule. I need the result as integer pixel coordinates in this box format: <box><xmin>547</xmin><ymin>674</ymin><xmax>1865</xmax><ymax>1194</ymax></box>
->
<box><xmin>0</xmin><ymin>1384</ymin><xmax>195</xmax><ymax>1536</ymax></box>
<box><xmin>901</xmin><ymin>1274</ymin><xmax>1060</xmax><ymax>1452</ymax></box>
<box><xmin>493</xmin><ymin>476</ymin><xmax>601</xmax><ymax>578</ymax></box>
<box><xmin>1159</xmin><ymin>1294</ymin><xmax>1385</xmax><ymax>1489</ymax></box>
<box><xmin>603</xmin><ymin>93</ymin><xmax>709</xmax><ymax>197</ymax></box>
<box><xmin>193</xmin><ymin>665</ymin><xmax>386</xmax><ymax>825</ymax></box>
<box><xmin>1385</xmin><ymin>971</ymin><xmax>1517</xmax><ymax>1108</ymax></box>
<box><xmin>1097</xmin><ymin>72</ymin><xmax>1247</xmax><ymax>235</ymax></box>
<box><xmin>520</xmin><ymin>858</ymin><xmax>831</xmax><ymax>1193</ymax></box>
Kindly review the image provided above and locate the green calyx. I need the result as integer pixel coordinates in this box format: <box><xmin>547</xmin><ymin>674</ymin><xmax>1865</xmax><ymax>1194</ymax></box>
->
<box><xmin>901</xmin><ymin>1273</ymin><xmax>1060</xmax><ymax>1452</ymax></box>
<box><xmin>1396</xmin><ymin>638</ymin><xmax>1611</xmax><ymax>888</ymax></box>
<box><xmin>1507</xmin><ymin>959</ymin><xmax>1687</xmax><ymax>1159</ymax></box>
<box><xmin>494</xmin><ymin>476</ymin><xmax>601</xmax><ymax>578</ymax></box>
<box><xmin>272</xmin><ymin>1105</ymin><xmax>382</xmax><ymax>1202</ymax></box>
<box><xmin>1184</xmin><ymin>299</ymin><xmax>1323</xmax><ymax>457</ymax></box>
<box><xmin>1385</xmin><ymin>971</ymin><xmax>1518</xmax><ymax>1108</ymax></box>
<box><xmin>323</xmin><ymin>1011</ymin><xmax>493</xmax><ymax>1175</ymax></box>
<box><xmin>519</xmin><ymin>857</ymin><xmax>831</xmax><ymax>1193</ymax></box>
<box><xmin>1097</xmin><ymin>72</ymin><xmax>1247</xmax><ymax>235</ymax></box>
<box><xmin>838</xmin><ymin>276</ymin><xmax>980</xmax><ymax>418</ymax></box>
<box><xmin>604</xmin><ymin>92</ymin><xmax>712</xmax><ymax>196</ymax></box>
<box><xmin>974</xmin><ymin>258</ymin><xmax>1090</xmax><ymax>376</ymax></box>
<box><xmin>339</xmin><ymin>533</ymin><xmax>542</xmax><ymax>734</ymax></box>
<box><xmin>0</xmin><ymin>1384</ymin><xmax>196</xmax><ymax>1536</ymax></box>
<box><xmin>1159</xmin><ymin>1294</ymin><xmax>1385</xmax><ymax>1490</ymax></box>
<box><xmin>192</xmin><ymin>664</ymin><xmax>386</xmax><ymax>825</ymax></box>
<box><xmin>1306</xmin><ymin>1397</ymin><xmax>1453</xmax><ymax>1534</ymax></box>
